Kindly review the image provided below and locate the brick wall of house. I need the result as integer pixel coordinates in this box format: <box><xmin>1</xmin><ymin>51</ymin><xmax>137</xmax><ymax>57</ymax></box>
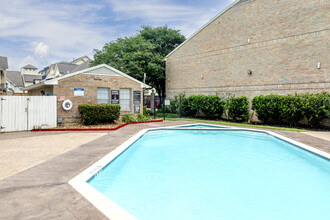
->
<box><xmin>28</xmin><ymin>85</ymin><xmax>54</xmax><ymax>96</ymax></box>
<box><xmin>165</xmin><ymin>0</ymin><xmax>329</xmax><ymax>99</ymax></box>
<box><xmin>27</xmin><ymin>74</ymin><xmax>144</xmax><ymax>124</ymax></box>
<box><xmin>54</xmin><ymin>74</ymin><xmax>143</xmax><ymax>124</ymax></box>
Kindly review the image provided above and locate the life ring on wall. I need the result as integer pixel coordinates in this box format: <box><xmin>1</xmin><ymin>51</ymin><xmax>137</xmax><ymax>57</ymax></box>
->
<box><xmin>62</xmin><ymin>99</ymin><xmax>73</xmax><ymax>111</ymax></box>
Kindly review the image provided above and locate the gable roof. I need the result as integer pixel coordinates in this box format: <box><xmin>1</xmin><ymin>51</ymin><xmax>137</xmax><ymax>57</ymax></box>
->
<box><xmin>0</xmin><ymin>56</ymin><xmax>8</xmax><ymax>69</ymax></box>
<box><xmin>23</xmin><ymin>64</ymin><xmax>150</xmax><ymax>90</ymax></box>
<box><xmin>22</xmin><ymin>64</ymin><xmax>37</xmax><ymax>69</ymax></box>
<box><xmin>23</xmin><ymin>74</ymin><xmax>42</xmax><ymax>82</ymax></box>
<box><xmin>6</xmin><ymin>71</ymin><xmax>24</xmax><ymax>87</ymax></box>
<box><xmin>56</xmin><ymin>62</ymin><xmax>77</xmax><ymax>75</ymax></box>
<box><xmin>165</xmin><ymin>0</ymin><xmax>253</xmax><ymax>59</ymax></box>
<box><xmin>71</xmin><ymin>60</ymin><xmax>91</xmax><ymax>73</ymax></box>
<box><xmin>71</xmin><ymin>56</ymin><xmax>91</xmax><ymax>65</ymax></box>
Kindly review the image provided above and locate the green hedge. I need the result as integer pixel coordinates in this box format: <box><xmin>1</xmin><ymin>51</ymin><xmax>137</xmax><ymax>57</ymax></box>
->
<box><xmin>251</xmin><ymin>94</ymin><xmax>283</xmax><ymax>124</ymax></box>
<box><xmin>228</xmin><ymin>96</ymin><xmax>249</xmax><ymax>122</ymax></box>
<box><xmin>252</xmin><ymin>93</ymin><xmax>330</xmax><ymax>126</ymax></box>
<box><xmin>181</xmin><ymin>95</ymin><xmax>225</xmax><ymax>119</ymax></box>
<box><xmin>78</xmin><ymin>104</ymin><xmax>120</xmax><ymax>125</ymax></box>
<box><xmin>122</xmin><ymin>114</ymin><xmax>151</xmax><ymax>123</ymax></box>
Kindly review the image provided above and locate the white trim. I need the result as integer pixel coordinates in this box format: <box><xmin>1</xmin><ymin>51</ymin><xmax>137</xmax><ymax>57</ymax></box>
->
<box><xmin>69</xmin><ymin>123</ymin><xmax>330</xmax><ymax>220</ymax></box>
<box><xmin>165</xmin><ymin>0</ymin><xmax>244</xmax><ymax>60</ymax></box>
<box><xmin>23</xmin><ymin>64</ymin><xmax>150</xmax><ymax>91</ymax></box>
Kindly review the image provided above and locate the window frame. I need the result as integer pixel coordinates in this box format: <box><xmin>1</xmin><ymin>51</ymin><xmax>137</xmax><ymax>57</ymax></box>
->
<box><xmin>97</xmin><ymin>87</ymin><xmax>110</xmax><ymax>104</ymax></box>
<box><xmin>120</xmin><ymin>88</ymin><xmax>131</xmax><ymax>111</ymax></box>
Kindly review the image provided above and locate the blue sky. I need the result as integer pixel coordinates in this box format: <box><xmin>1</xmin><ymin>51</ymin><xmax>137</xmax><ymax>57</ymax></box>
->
<box><xmin>0</xmin><ymin>0</ymin><xmax>235</xmax><ymax>70</ymax></box>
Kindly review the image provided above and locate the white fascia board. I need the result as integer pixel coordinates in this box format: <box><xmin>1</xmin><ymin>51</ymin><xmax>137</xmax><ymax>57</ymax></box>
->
<box><xmin>45</xmin><ymin>79</ymin><xmax>58</xmax><ymax>85</ymax></box>
<box><xmin>24</xmin><ymin>64</ymin><xmax>151</xmax><ymax>89</ymax></box>
<box><xmin>164</xmin><ymin>0</ymin><xmax>241</xmax><ymax>60</ymax></box>
<box><xmin>22</xmin><ymin>82</ymin><xmax>45</xmax><ymax>90</ymax></box>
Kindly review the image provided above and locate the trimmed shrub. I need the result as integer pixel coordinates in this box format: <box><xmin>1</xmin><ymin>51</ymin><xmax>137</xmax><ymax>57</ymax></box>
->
<box><xmin>201</xmin><ymin>95</ymin><xmax>225</xmax><ymax>119</ymax></box>
<box><xmin>252</xmin><ymin>93</ymin><xmax>330</xmax><ymax>126</ymax></box>
<box><xmin>122</xmin><ymin>114</ymin><xmax>137</xmax><ymax>123</ymax></box>
<box><xmin>143</xmin><ymin>106</ymin><xmax>147</xmax><ymax>116</ymax></box>
<box><xmin>137</xmin><ymin>114</ymin><xmax>150</xmax><ymax>122</ymax></box>
<box><xmin>181</xmin><ymin>95</ymin><xmax>225</xmax><ymax>119</ymax></box>
<box><xmin>228</xmin><ymin>96</ymin><xmax>249</xmax><ymax>122</ymax></box>
<box><xmin>251</xmin><ymin>94</ymin><xmax>283</xmax><ymax>124</ymax></box>
<box><xmin>78</xmin><ymin>104</ymin><xmax>120</xmax><ymax>125</ymax></box>
<box><xmin>122</xmin><ymin>114</ymin><xmax>151</xmax><ymax>123</ymax></box>
<box><xmin>156</xmin><ymin>112</ymin><xmax>179</xmax><ymax>118</ymax></box>
<box><xmin>301</xmin><ymin>92</ymin><xmax>330</xmax><ymax>125</ymax></box>
<box><xmin>278</xmin><ymin>94</ymin><xmax>303</xmax><ymax>126</ymax></box>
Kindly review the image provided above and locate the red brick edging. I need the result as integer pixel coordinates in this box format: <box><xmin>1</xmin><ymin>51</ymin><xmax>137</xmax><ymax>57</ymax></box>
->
<box><xmin>31</xmin><ymin>120</ymin><xmax>163</xmax><ymax>132</ymax></box>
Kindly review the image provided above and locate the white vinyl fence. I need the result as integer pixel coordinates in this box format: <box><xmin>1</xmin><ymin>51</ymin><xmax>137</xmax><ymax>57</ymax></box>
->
<box><xmin>0</xmin><ymin>96</ymin><xmax>57</xmax><ymax>132</ymax></box>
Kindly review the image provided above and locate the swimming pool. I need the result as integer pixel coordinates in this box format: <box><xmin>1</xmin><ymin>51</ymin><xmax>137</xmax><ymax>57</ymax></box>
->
<box><xmin>70</xmin><ymin>125</ymin><xmax>330</xmax><ymax>220</ymax></box>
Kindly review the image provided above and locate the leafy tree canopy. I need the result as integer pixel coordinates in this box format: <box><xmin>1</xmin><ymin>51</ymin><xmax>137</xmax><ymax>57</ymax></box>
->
<box><xmin>91</xmin><ymin>25</ymin><xmax>186</xmax><ymax>99</ymax></box>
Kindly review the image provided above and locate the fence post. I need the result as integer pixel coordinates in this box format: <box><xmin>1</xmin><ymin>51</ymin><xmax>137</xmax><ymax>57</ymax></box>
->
<box><xmin>153</xmin><ymin>94</ymin><xmax>156</xmax><ymax>119</ymax></box>
<box><xmin>179</xmin><ymin>96</ymin><xmax>182</xmax><ymax>118</ymax></box>
<box><xmin>163</xmin><ymin>97</ymin><xmax>165</xmax><ymax>120</ymax></box>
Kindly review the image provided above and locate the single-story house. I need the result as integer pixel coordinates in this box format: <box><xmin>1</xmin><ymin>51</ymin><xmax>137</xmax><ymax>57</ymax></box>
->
<box><xmin>23</xmin><ymin>64</ymin><xmax>149</xmax><ymax>124</ymax></box>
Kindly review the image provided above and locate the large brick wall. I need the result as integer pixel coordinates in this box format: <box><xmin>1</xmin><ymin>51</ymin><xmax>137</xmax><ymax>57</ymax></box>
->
<box><xmin>29</xmin><ymin>74</ymin><xmax>143</xmax><ymax>124</ymax></box>
<box><xmin>166</xmin><ymin>0</ymin><xmax>329</xmax><ymax>99</ymax></box>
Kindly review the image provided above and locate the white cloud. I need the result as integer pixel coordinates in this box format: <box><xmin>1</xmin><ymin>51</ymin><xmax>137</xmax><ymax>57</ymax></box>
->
<box><xmin>106</xmin><ymin>0</ymin><xmax>236</xmax><ymax>36</ymax></box>
<box><xmin>0</xmin><ymin>0</ymin><xmax>114</xmax><ymax>69</ymax></box>
<box><xmin>107</xmin><ymin>0</ymin><xmax>194</xmax><ymax>21</ymax></box>
<box><xmin>32</xmin><ymin>42</ymin><xmax>50</xmax><ymax>58</ymax></box>
<box><xmin>0</xmin><ymin>0</ymin><xmax>237</xmax><ymax>70</ymax></box>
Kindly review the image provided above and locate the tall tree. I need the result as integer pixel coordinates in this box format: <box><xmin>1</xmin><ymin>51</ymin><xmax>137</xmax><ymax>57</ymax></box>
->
<box><xmin>139</xmin><ymin>25</ymin><xmax>186</xmax><ymax>57</ymax></box>
<box><xmin>91</xmin><ymin>26</ymin><xmax>186</xmax><ymax>99</ymax></box>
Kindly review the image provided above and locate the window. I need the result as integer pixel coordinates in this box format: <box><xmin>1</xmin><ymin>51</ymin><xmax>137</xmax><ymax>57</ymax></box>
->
<box><xmin>120</xmin><ymin>89</ymin><xmax>131</xmax><ymax>110</ymax></box>
<box><xmin>97</xmin><ymin>88</ymin><xmax>110</xmax><ymax>104</ymax></box>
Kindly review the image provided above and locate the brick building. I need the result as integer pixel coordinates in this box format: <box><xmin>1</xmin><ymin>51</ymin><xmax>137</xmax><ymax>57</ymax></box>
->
<box><xmin>165</xmin><ymin>0</ymin><xmax>329</xmax><ymax>99</ymax></box>
<box><xmin>23</xmin><ymin>64</ymin><xmax>147</xmax><ymax>124</ymax></box>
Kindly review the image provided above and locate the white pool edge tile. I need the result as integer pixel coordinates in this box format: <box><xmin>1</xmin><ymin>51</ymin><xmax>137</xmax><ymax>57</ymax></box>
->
<box><xmin>69</xmin><ymin>123</ymin><xmax>330</xmax><ymax>220</ymax></box>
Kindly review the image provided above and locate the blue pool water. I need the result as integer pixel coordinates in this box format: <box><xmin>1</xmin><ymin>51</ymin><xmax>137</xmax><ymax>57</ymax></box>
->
<box><xmin>88</xmin><ymin>129</ymin><xmax>330</xmax><ymax>220</ymax></box>
<box><xmin>179</xmin><ymin>124</ymin><xmax>224</xmax><ymax>128</ymax></box>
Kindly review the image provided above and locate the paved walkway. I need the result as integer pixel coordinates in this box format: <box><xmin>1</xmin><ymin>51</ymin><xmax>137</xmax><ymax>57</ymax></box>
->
<box><xmin>0</xmin><ymin>121</ymin><xmax>329</xmax><ymax>220</ymax></box>
<box><xmin>304</xmin><ymin>131</ymin><xmax>330</xmax><ymax>142</ymax></box>
<box><xmin>0</xmin><ymin>132</ymin><xmax>107</xmax><ymax>180</ymax></box>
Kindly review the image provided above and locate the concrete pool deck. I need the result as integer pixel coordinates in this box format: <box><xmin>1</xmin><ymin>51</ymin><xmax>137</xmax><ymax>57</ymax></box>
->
<box><xmin>0</xmin><ymin>121</ymin><xmax>329</xmax><ymax>220</ymax></box>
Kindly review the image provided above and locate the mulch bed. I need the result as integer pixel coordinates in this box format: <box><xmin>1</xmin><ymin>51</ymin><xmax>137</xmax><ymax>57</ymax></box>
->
<box><xmin>32</xmin><ymin>120</ymin><xmax>163</xmax><ymax>131</ymax></box>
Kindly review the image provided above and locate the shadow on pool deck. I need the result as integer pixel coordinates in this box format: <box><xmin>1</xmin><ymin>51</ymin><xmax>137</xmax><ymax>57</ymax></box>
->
<box><xmin>0</xmin><ymin>121</ymin><xmax>329</xmax><ymax>220</ymax></box>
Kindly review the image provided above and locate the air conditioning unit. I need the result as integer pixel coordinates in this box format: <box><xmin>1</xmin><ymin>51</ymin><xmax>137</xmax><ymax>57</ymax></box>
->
<box><xmin>0</xmin><ymin>83</ymin><xmax>4</xmax><ymax>89</ymax></box>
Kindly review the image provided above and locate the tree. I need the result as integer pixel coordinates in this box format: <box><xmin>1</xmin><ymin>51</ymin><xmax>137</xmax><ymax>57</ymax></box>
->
<box><xmin>139</xmin><ymin>25</ymin><xmax>186</xmax><ymax>57</ymax></box>
<box><xmin>91</xmin><ymin>26</ymin><xmax>186</xmax><ymax>100</ymax></box>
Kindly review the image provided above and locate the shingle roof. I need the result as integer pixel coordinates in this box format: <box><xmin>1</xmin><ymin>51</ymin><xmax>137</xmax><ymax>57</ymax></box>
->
<box><xmin>71</xmin><ymin>56</ymin><xmax>91</xmax><ymax>64</ymax></box>
<box><xmin>6</xmin><ymin>71</ymin><xmax>24</xmax><ymax>87</ymax></box>
<box><xmin>23</xmin><ymin>74</ymin><xmax>42</xmax><ymax>82</ymax></box>
<box><xmin>22</xmin><ymin>64</ymin><xmax>37</xmax><ymax>69</ymax></box>
<box><xmin>57</xmin><ymin>63</ymin><xmax>77</xmax><ymax>75</ymax></box>
<box><xmin>0</xmin><ymin>56</ymin><xmax>8</xmax><ymax>69</ymax></box>
<box><xmin>71</xmin><ymin>60</ymin><xmax>91</xmax><ymax>73</ymax></box>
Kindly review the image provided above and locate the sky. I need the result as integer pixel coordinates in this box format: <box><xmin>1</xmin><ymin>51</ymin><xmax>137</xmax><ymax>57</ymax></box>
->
<box><xmin>0</xmin><ymin>0</ymin><xmax>236</xmax><ymax>70</ymax></box>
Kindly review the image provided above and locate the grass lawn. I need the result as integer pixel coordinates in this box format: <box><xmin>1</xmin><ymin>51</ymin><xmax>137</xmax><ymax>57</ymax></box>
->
<box><xmin>162</xmin><ymin>118</ymin><xmax>307</xmax><ymax>132</ymax></box>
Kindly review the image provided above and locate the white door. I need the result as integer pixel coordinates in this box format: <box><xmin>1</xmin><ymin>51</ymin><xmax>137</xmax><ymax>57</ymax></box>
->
<box><xmin>27</xmin><ymin>96</ymin><xmax>57</xmax><ymax>130</ymax></box>
<box><xmin>0</xmin><ymin>96</ymin><xmax>57</xmax><ymax>132</ymax></box>
<box><xmin>0</xmin><ymin>96</ymin><xmax>28</xmax><ymax>132</ymax></box>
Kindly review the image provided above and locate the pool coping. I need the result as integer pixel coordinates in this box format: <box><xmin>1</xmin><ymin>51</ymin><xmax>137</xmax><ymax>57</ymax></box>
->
<box><xmin>69</xmin><ymin>123</ymin><xmax>330</xmax><ymax>220</ymax></box>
